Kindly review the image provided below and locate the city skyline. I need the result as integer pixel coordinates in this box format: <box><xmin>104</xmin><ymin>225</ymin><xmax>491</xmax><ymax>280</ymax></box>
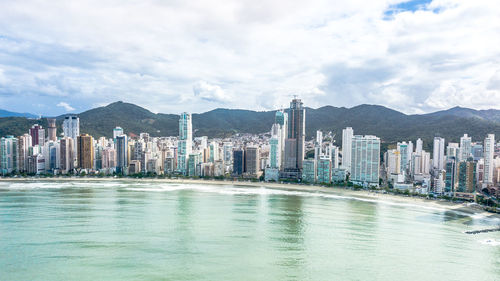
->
<box><xmin>1</xmin><ymin>0</ymin><xmax>500</xmax><ymax>116</ymax></box>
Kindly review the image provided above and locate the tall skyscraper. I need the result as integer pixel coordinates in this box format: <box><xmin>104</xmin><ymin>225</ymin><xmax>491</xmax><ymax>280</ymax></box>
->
<box><xmin>269</xmin><ymin>124</ymin><xmax>281</xmax><ymax>169</ymax></box>
<box><xmin>433</xmin><ymin>137</ymin><xmax>445</xmax><ymax>171</ymax></box>
<box><xmin>47</xmin><ymin>118</ymin><xmax>57</xmax><ymax>141</ymax></box>
<box><xmin>283</xmin><ymin>98</ymin><xmax>305</xmax><ymax>178</ymax></box>
<box><xmin>113</xmin><ymin>127</ymin><xmax>124</xmax><ymax>140</ymax></box>
<box><xmin>63</xmin><ymin>116</ymin><xmax>79</xmax><ymax>154</ymax></box>
<box><xmin>60</xmin><ymin>137</ymin><xmax>74</xmax><ymax>173</ymax></box>
<box><xmin>63</xmin><ymin>116</ymin><xmax>80</xmax><ymax>139</ymax></box>
<box><xmin>244</xmin><ymin>147</ymin><xmax>260</xmax><ymax>176</ymax></box>
<box><xmin>232</xmin><ymin>150</ymin><xmax>245</xmax><ymax>176</ymax></box>
<box><xmin>459</xmin><ymin>134</ymin><xmax>472</xmax><ymax>162</ymax></box>
<box><xmin>77</xmin><ymin>134</ymin><xmax>94</xmax><ymax>170</ymax></box>
<box><xmin>177</xmin><ymin>112</ymin><xmax>192</xmax><ymax>175</ymax></box>
<box><xmin>0</xmin><ymin>136</ymin><xmax>18</xmax><ymax>174</ymax></box>
<box><xmin>342</xmin><ymin>127</ymin><xmax>354</xmax><ymax>172</ymax></box>
<box><xmin>29</xmin><ymin>124</ymin><xmax>45</xmax><ymax>146</ymax></box>
<box><xmin>115</xmin><ymin>135</ymin><xmax>128</xmax><ymax>174</ymax></box>
<box><xmin>17</xmin><ymin>134</ymin><xmax>32</xmax><ymax>172</ymax></box>
<box><xmin>483</xmin><ymin>134</ymin><xmax>495</xmax><ymax>185</ymax></box>
<box><xmin>397</xmin><ymin>142</ymin><xmax>410</xmax><ymax>175</ymax></box>
<box><xmin>275</xmin><ymin>110</ymin><xmax>288</xmax><ymax>169</ymax></box>
<box><xmin>350</xmin><ymin>135</ymin><xmax>380</xmax><ymax>187</ymax></box>
<box><xmin>415</xmin><ymin>138</ymin><xmax>423</xmax><ymax>155</ymax></box>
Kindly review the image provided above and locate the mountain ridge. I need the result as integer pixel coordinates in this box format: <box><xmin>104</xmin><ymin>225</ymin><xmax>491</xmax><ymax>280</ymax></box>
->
<box><xmin>1</xmin><ymin>101</ymin><xmax>499</xmax><ymax>151</ymax></box>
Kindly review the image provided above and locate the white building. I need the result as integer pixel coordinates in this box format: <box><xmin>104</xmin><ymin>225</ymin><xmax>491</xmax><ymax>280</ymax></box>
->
<box><xmin>433</xmin><ymin>137</ymin><xmax>445</xmax><ymax>171</ymax></box>
<box><xmin>342</xmin><ymin>127</ymin><xmax>353</xmax><ymax>172</ymax></box>
<box><xmin>177</xmin><ymin>112</ymin><xmax>192</xmax><ymax>175</ymax></box>
<box><xmin>484</xmin><ymin>134</ymin><xmax>495</xmax><ymax>186</ymax></box>
<box><xmin>350</xmin><ymin>135</ymin><xmax>380</xmax><ymax>187</ymax></box>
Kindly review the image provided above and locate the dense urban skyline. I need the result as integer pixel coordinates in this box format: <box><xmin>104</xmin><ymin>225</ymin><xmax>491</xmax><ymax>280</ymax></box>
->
<box><xmin>1</xmin><ymin>0</ymin><xmax>500</xmax><ymax>116</ymax></box>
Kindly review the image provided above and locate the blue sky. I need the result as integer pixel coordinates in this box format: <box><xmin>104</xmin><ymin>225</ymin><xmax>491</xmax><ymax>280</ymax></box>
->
<box><xmin>0</xmin><ymin>0</ymin><xmax>499</xmax><ymax>116</ymax></box>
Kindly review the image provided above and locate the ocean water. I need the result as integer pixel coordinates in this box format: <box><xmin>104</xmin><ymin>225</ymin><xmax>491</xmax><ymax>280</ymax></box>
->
<box><xmin>0</xmin><ymin>180</ymin><xmax>499</xmax><ymax>280</ymax></box>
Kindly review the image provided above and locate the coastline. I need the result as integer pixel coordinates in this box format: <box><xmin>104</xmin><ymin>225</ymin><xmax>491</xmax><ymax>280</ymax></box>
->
<box><xmin>1</xmin><ymin>177</ymin><xmax>499</xmax><ymax>220</ymax></box>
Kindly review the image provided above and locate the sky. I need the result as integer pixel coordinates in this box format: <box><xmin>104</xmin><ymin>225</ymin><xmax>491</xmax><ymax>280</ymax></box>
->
<box><xmin>0</xmin><ymin>0</ymin><xmax>499</xmax><ymax>116</ymax></box>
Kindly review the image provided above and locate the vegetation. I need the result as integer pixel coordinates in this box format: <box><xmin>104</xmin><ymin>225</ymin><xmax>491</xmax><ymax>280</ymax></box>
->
<box><xmin>1</xmin><ymin>102</ymin><xmax>500</xmax><ymax>154</ymax></box>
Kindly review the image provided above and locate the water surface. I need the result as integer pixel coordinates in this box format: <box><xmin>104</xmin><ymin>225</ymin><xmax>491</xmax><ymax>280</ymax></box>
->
<box><xmin>1</xmin><ymin>180</ymin><xmax>499</xmax><ymax>280</ymax></box>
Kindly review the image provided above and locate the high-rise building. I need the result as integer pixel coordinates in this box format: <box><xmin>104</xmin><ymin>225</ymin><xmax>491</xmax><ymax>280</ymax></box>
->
<box><xmin>60</xmin><ymin>137</ymin><xmax>74</xmax><ymax>173</ymax></box>
<box><xmin>63</xmin><ymin>116</ymin><xmax>79</xmax><ymax>154</ymax></box>
<box><xmin>188</xmin><ymin>152</ymin><xmax>201</xmax><ymax>177</ymax></box>
<box><xmin>223</xmin><ymin>142</ymin><xmax>233</xmax><ymax>168</ymax></box>
<box><xmin>0</xmin><ymin>136</ymin><xmax>18</xmax><ymax>174</ymax></box>
<box><xmin>459</xmin><ymin>134</ymin><xmax>472</xmax><ymax>162</ymax></box>
<box><xmin>342</xmin><ymin>127</ymin><xmax>354</xmax><ymax>172</ymax></box>
<box><xmin>177</xmin><ymin>112</ymin><xmax>192</xmax><ymax>175</ymax></box>
<box><xmin>113</xmin><ymin>127</ymin><xmax>124</xmax><ymax>140</ymax></box>
<box><xmin>77</xmin><ymin>134</ymin><xmax>94</xmax><ymax>170</ymax></box>
<box><xmin>29</xmin><ymin>124</ymin><xmax>45</xmax><ymax>146</ymax></box>
<box><xmin>209</xmin><ymin>141</ymin><xmax>219</xmax><ymax>163</ymax></box>
<box><xmin>350</xmin><ymin>135</ymin><xmax>380</xmax><ymax>187</ymax></box>
<box><xmin>457</xmin><ymin>160</ymin><xmax>476</xmax><ymax>193</ymax></box>
<box><xmin>397</xmin><ymin>142</ymin><xmax>410</xmax><ymax>175</ymax></box>
<box><xmin>63</xmin><ymin>116</ymin><xmax>80</xmax><ymax>139</ymax></box>
<box><xmin>47</xmin><ymin>118</ymin><xmax>57</xmax><ymax>141</ymax></box>
<box><xmin>446</xmin><ymin>142</ymin><xmax>459</xmax><ymax>159</ymax></box>
<box><xmin>445</xmin><ymin>158</ymin><xmax>457</xmax><ymax>193</ymax></box>
<box><xmin>316</xmin><ymin>158</ymin><xmax>331</xmax><ymax>184</ymax></box>
<box><xmin>102</xmin><ymin>147</ymin><xmax>116</xmax><ymax>170</ymax></box>
<box><xmin>17</xmin><ymin>134</ymin><xmax>32</xmax><ymax>172</ymax></box>
<box><xmin>232</xmin><ymin>150</ymin><xmax>245</xmax><ymax>176</ymax></box>
<box><xmin>331</xmin><ymin>145</ymin><xmax>339</xmax><ymax>169</ymax></box>
<box><xmin>115</xmin><ymin>135</ymin><xmax>128</xmax><ymax>174</ymax></box>
<box><xmin>416</xmin><ymin>138</ymin><xmax>423</xmax><ymax>155</ymax></box>
<box><xmin>244</xmin><ymin>147</ymin><xmax>260</xmax><ymax>176</ymax></box>
<box><xmin>386</xmin><ymin>149</ymin><xmax>400</xmax><ymax>176</ymax></box>
<box><xmin>275</xmin><ymin>110</ymin><xmax>288</xmax><ymax>169</ymax></box>
<box><xmin>283</xmin><ymin>98</ymin><xmax>305</xmax><ymax>177</ymax></box>
<box><xmin>484</xmin><ymin>134</ymin><xmax>495</xmax><ymax>185</ymax></box>
<box><xmin>433</xmin><ymin>137</ymin><xmax>445</xmax><ymax>171</ymax></box>
<box><xmin>301</xmin><ymin>160</ymin><xmax>316</xmax><ymax>183</ymax></box>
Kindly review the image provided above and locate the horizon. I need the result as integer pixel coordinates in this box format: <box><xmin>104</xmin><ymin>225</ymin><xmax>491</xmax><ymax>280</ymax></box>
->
<box><xmin>1</xmin><ymin>0</ymin><xmax>500</xmax><ymax>116</ymax></box>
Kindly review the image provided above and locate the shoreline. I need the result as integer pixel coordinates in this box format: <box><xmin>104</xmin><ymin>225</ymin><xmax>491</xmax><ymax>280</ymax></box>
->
<box><xmin>1</xmin><ymin>177</ymin><xmax>499</xmax><ymax>220</ymax></box>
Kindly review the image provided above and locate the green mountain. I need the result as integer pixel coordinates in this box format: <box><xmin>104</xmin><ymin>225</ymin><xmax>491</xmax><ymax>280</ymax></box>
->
<box><xmin>1</xmin><ymin>101</ymin><xmax>499</xmax><ymax>151</ymax></box>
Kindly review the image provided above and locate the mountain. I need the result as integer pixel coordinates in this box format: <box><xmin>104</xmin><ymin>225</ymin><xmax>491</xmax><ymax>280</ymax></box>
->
<box><xmin>1</xmin><ymin>101</ymin><xmax>500</xmax><ymax>151</ymax></box>
<box><xmin>0</xmin><ymin>109</ymin><xmax>38</xmax><ymax>118</ymax></box>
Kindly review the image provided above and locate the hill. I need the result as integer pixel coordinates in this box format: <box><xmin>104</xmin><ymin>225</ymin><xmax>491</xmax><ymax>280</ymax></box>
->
<box><xmin>0</xmin><ymin>109</ymin><xmax>38</xmax><ymax>118</ymax></box>
<box><xmin>1</xmin><ymin>101</ymin><xmax>499</xmax><ymax>151</ymax></box>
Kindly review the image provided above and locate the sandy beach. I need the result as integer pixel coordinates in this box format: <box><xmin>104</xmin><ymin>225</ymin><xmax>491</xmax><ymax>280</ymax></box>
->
<box><xmin>1</xmin><ymin>177</ymin><xmax>499</xmax><ymax>220</ymax></box>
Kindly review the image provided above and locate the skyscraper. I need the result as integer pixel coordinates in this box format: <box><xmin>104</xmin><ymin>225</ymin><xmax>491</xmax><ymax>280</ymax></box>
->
<box><xmin>275</xmin><ymin>110</ymin><xmax>288</xmax><ymax>169</ymax></box>
<box><xmin>244</xmin><ymin>147</ymin><xmax>260</xmax><ymax>176</ymax></box>
<box><xmin>47</xmin><ymin>118</ymin><xmax>57</xmax><ymax>141</ymax></box>
<box><xmin>433</xmin><ymin>137</ymin><xmax>445</xmax><ymax>171</ymax></box>
<box><xmin>283</xmin><ymin>98</ymin><xmax>305</xmax><ymax>178</ymax></box>
<box><xmin>60</xmin><ymin>137</ymin><xmax>74</xmax><ymax>173</ymax></box>
<box><xmin>232</xmin><ymin>150</ymin><xmax>245</xmax><ymax>176</ymax></box>
<box><xmin>483</xmin><ymin>134</ymin><xmax>495</xmax><ymax>185</ymax></box>
<box><xmin>63</xmin><ymin>116</ymin><xmax>80</xmax><ymax>139</ymax></box>
<box><xmin>113</xmin><ymin>127</ymin><xmax>124</xmax><ymax>140</ymax></box>
<box><xmin>115</xmin><ymin>135</ymin><xmax>128</xmax><ymax>174</ymax></box>
<box><xmin>63</xmin><ymin>116</ymin><xmax>79</xmax><ymax>154</ymax></box>
<box><xmin>459</xmin><ymin>134</ymin><xmax>472</xmax><ymax>162</ymax></box>
<box><xmin>269</xmin><ymin>123</ymin><xmax>281</xmax><ymax>169</ymax></box>
<box><xmin>350</xmin><ymin>135</ymin><xmax>380</xmax><ymax>187</ymax></box>
<box><xmin>0</xmin><ymin>136</ymin><xmax>18</xmax><ymax>174</ymax></box>
<box><xmin>29</xmin><ymin>124</ymin><xmax>45</xmax><ymax>146</ymax></box>
<box><xmin>177</xmin><ymin>112</ymin><xmax>192</xmax><ymax>175</ymax></box>
<box><xmin>77</xmin><ymin>134</ymin><xmax>94</xmax><ymax>170</ymax></box>
<box><xmin>17</xmin><ymin>134</ymin><xmax>32</xmax><ymax>172</ymax></box>
<box><xmin>342</xmin><ymin>127</ymin><xmax>354</xmax><ymax>172</ymax></box>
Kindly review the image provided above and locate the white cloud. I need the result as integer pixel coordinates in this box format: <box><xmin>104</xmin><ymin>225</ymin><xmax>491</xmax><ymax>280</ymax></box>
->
<box><xmin>193</xmin><ymin>81</ymin><xmax>230</xmax><ymax>103</ymax></box>
<box><xmin>0</xmin><ymin>0</ymin><xmax>499</xmax><ymax>114</ymax></box>
<box><xmin>56</xmin><ymin>102</ymin><xmax>75</xmax><ymax>111</ymax></box>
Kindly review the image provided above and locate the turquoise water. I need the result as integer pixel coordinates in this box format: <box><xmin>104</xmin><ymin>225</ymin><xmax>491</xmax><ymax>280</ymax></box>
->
<box><xmin>0</xmin><ymin>180</ymin><xmax>499</xmax><ymax>280</ymax></box>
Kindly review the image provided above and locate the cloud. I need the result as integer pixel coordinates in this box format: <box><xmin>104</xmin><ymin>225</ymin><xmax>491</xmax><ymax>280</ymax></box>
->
<box><xmin>0</xmin><ymin>0</ymin><xmax>499</xmax><ymax>115</ymax></box>
<box><xmin>56</xmin><ymin>102</ymin><xmax>75</xmax><ymax>111</ymax></box>
<box><xmin>193</xmin><ymin>81</ymin><xmax>230</xmax><ymax>103</ymax></box>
